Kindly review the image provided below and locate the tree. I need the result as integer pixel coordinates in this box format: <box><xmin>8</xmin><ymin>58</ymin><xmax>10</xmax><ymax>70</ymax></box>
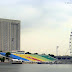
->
<box><xmin>34</xmin><ymin>53</ymin><xmax>38</xmax><ymax>55</ymax></box>
<box><xmin>2</xmin><ymin>57</ymin><xmax>5</xmax><ymax>62</ymax></box>
<box><xmin>0</xmin><ymin>57</ymin><xmax>5</xmax><ymax>62</ymax></box>
<box><xmin>5</xmin><ymin>52</ymin><xmax>11</xmax><ymax>57</ymax></box>
<box><xmin>0</xmin><ymin>50</ymin><xmax>2</xmax><ymax>52</ymax></box>
<box><xmin>25</xmin><ymin>52</ymin><xmax>31</xmax><ymax>54</ymax></box>
<box><xmin>0</xmin><ymin>58</ymin><xmax>3</xmax><ymax>62</ymax></box>
<box><xmin>48</xmin><ymin>54</ymin><xmax>51</xmax><ymax>56</ymax></box>
<box><xmin>48</xmin><ymin>54</ymin><xmax>55</xmax><ymax>57</ymax></box>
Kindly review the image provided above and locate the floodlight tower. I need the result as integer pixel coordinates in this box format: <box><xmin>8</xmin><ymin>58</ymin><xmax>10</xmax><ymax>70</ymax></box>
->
<box><xmin>56</xmin><ymin>46</ymin><xmax>59</xmax><ymax>56</ymax></box>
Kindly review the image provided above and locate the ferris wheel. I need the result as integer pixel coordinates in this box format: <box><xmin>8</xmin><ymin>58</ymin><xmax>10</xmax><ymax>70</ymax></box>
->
<box><xmin>69</xmin><ymin>31</ymin><xmax>72</xmax><ymax>56</ymax></box>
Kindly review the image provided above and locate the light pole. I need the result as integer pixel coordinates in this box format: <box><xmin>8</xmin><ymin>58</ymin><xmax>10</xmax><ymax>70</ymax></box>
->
<box><xmin>56</xmin><ymin>46</ymin><xmax>59</xmax><ymax>56</ymax></box>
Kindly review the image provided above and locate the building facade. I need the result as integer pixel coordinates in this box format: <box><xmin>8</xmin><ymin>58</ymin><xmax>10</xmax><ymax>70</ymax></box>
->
<box><xmin>11</xmin><ymin>50</ymin><xmax>25</xmax><ymax>54</ymax></box>
<box><xmin>0</xmin><ymin>18</ymin><xmax>20</xmax><ymax>51</ymax></box>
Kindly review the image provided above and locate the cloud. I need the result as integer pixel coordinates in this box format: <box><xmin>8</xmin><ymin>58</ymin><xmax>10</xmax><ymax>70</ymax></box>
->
<box><xmin>0</xmin><ymin>0</ymin><xmax>20</xmax><ymax>5</ymax></box>
<box><xmin>0</xmin><ymin>0</ymin><xmax>71</xmax><ymax>55</ymax></box>
<box><xmin>0</xmin><ymin>0</ymin><xmax>71</xmax><ymax>30</ymax></box>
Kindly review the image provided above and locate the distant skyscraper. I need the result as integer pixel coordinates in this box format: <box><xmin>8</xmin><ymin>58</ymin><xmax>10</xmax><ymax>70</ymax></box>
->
<box><xmin>0</xmin><ymin>18</ymin><xmax>20</xmax><ymax>51</ymax></box>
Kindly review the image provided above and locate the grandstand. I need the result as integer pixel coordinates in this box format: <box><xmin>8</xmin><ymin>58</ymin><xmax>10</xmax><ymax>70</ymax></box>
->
<box><xmin>0</xmin><ymin>52</ymin><xmax>29</xmax><ymax>61</ymax></box>
<box><xmin>30</xmin><ymin>54</ymin><xmax>51</xmax><ymax>61</ymax></box>
<box><xmin>0</xmin><ymin>52</ymin><xmax>56</xmax><ymax>62</ymax></box>
<box><xmin>39</xmin><ymin>55</ymin><xmax>56</xmax><ymax>61</ymax></box>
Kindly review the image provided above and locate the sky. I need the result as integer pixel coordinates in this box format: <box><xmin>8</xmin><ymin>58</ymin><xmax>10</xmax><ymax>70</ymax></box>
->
<box><xmin>0</xmin><ymin>0</ymin><xmax>72</xmax><ymax>55</ymax></box>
